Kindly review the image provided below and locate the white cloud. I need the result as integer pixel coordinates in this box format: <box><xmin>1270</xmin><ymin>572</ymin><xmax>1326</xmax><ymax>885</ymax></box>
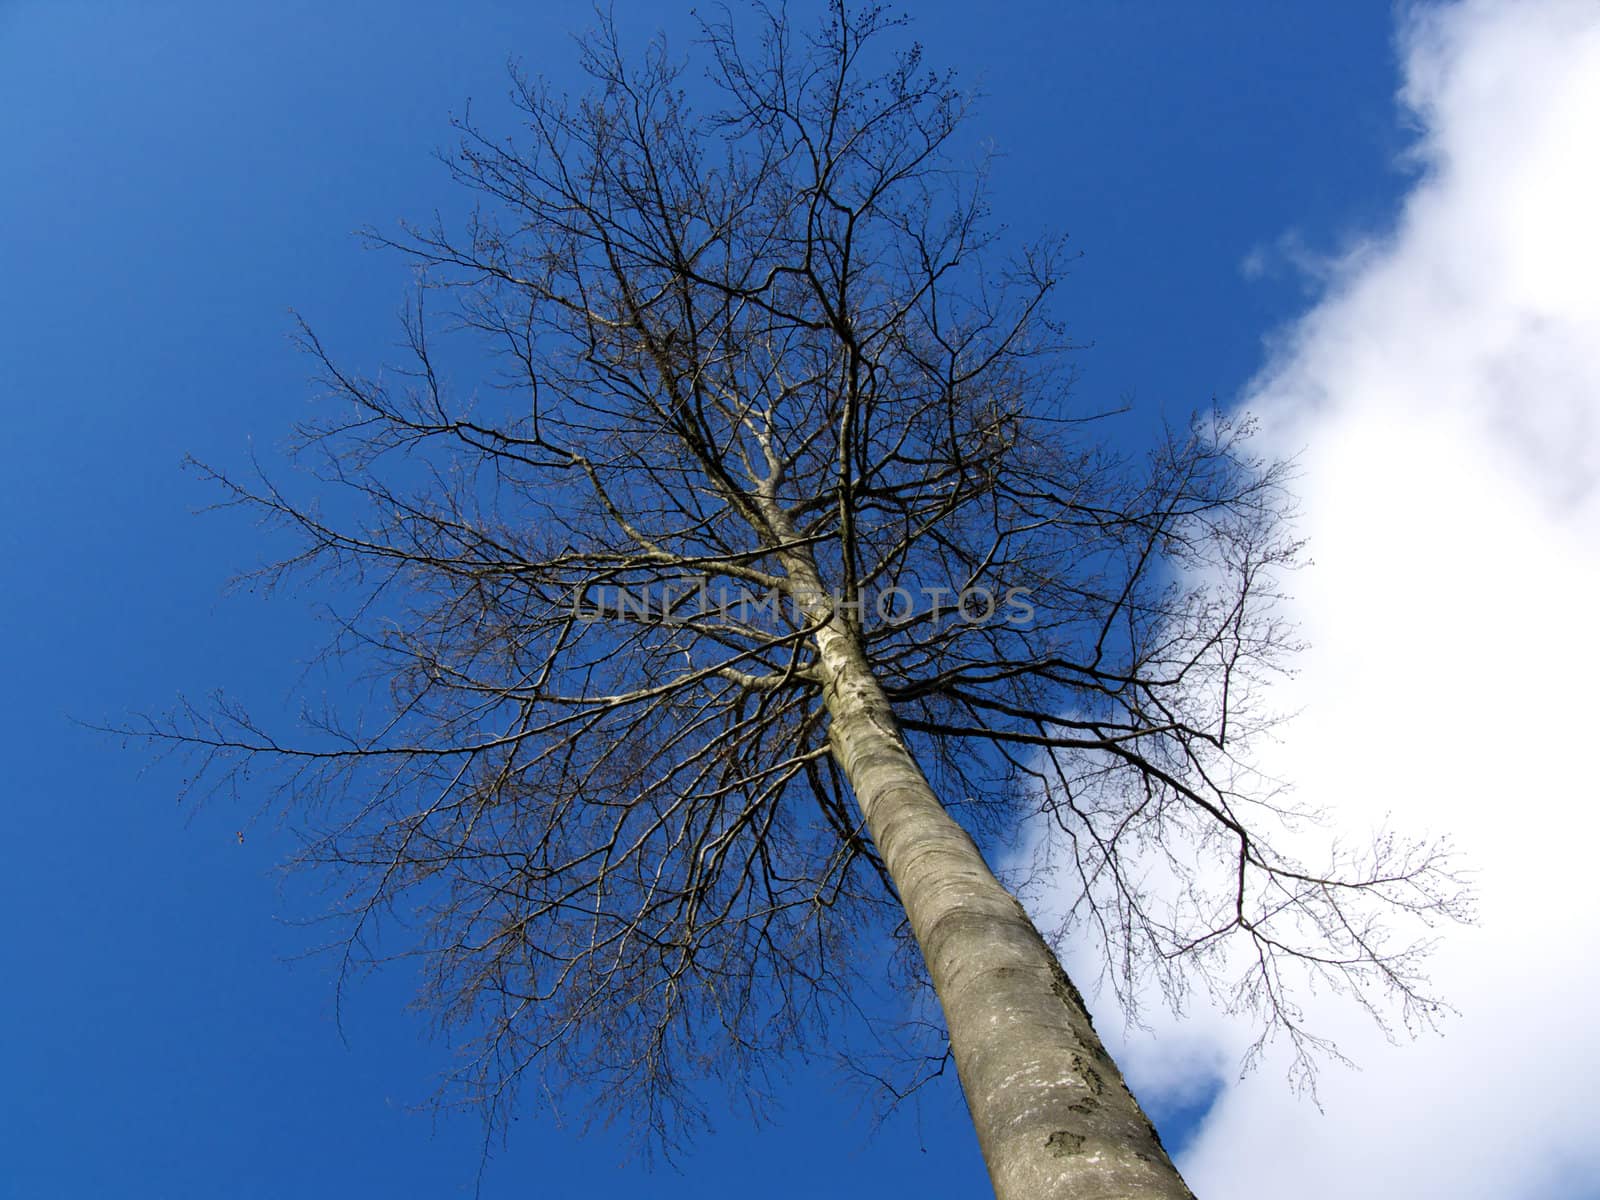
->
<box><xmin>1034</xmin><ymin>2</ymin><xmax>1600</xmax><ymax>1195</ymax></box>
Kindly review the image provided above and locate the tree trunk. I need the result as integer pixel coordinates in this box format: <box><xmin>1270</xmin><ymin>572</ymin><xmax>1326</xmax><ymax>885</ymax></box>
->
<box><xmin>811</xmin><ymin>616</ymin><xmax>1197</xmax><ymax>1199</ymax></box>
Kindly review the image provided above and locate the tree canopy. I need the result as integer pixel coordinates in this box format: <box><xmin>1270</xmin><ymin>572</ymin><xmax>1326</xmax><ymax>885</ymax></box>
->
<box><xmin>139</xmin><ymin>3</ymin><xmax>1467</xmax><ymax>1189</ymax></box>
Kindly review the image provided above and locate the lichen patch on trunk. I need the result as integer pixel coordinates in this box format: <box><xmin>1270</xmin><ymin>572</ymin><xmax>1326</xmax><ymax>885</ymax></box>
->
<box><xmin>1046</xmin><ymin>1129</ymin><xmax>1086</xmax><ymax>1157</ymax></box>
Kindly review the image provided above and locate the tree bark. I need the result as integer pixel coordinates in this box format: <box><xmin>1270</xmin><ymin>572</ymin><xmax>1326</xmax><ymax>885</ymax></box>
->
<box><xmin>811</xmin><ymin>613</ymin><xmax>1197</xmax><ymax>1199</ymax></box>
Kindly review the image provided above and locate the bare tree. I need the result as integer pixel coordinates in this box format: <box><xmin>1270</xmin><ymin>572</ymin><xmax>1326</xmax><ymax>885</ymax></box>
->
<box><xmin>139</xmin><ymin>5</ymin><xmax>1467</xmax><ymax>1197</ymax></box>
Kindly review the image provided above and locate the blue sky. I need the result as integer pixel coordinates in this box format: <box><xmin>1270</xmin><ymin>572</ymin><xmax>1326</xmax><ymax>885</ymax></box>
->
<box><xmin>4</xmin><ymin>2</ymin><xmax>1596</xmax><ymax>1197</ymax></box>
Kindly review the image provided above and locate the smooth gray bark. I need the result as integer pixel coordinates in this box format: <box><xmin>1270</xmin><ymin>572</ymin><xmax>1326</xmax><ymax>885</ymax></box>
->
<box><xmin>803</xmin><ymin>592</ymin><xmax>1197</xmax><ymax>1199</ymax></box>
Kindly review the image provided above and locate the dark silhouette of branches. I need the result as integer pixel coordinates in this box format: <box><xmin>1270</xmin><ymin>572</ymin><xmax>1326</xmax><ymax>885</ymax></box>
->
<box><xmin>125</xmin><ymin>3</ymin><xmax>1469</xmax><ymax>1192</ymax></box>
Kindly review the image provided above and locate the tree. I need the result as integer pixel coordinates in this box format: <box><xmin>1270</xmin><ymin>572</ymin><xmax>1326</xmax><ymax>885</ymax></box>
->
<box><xmin>141</xmin><ymin>4</ymin><xmax>1466</xmax><ymax>1197</ymax></box>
